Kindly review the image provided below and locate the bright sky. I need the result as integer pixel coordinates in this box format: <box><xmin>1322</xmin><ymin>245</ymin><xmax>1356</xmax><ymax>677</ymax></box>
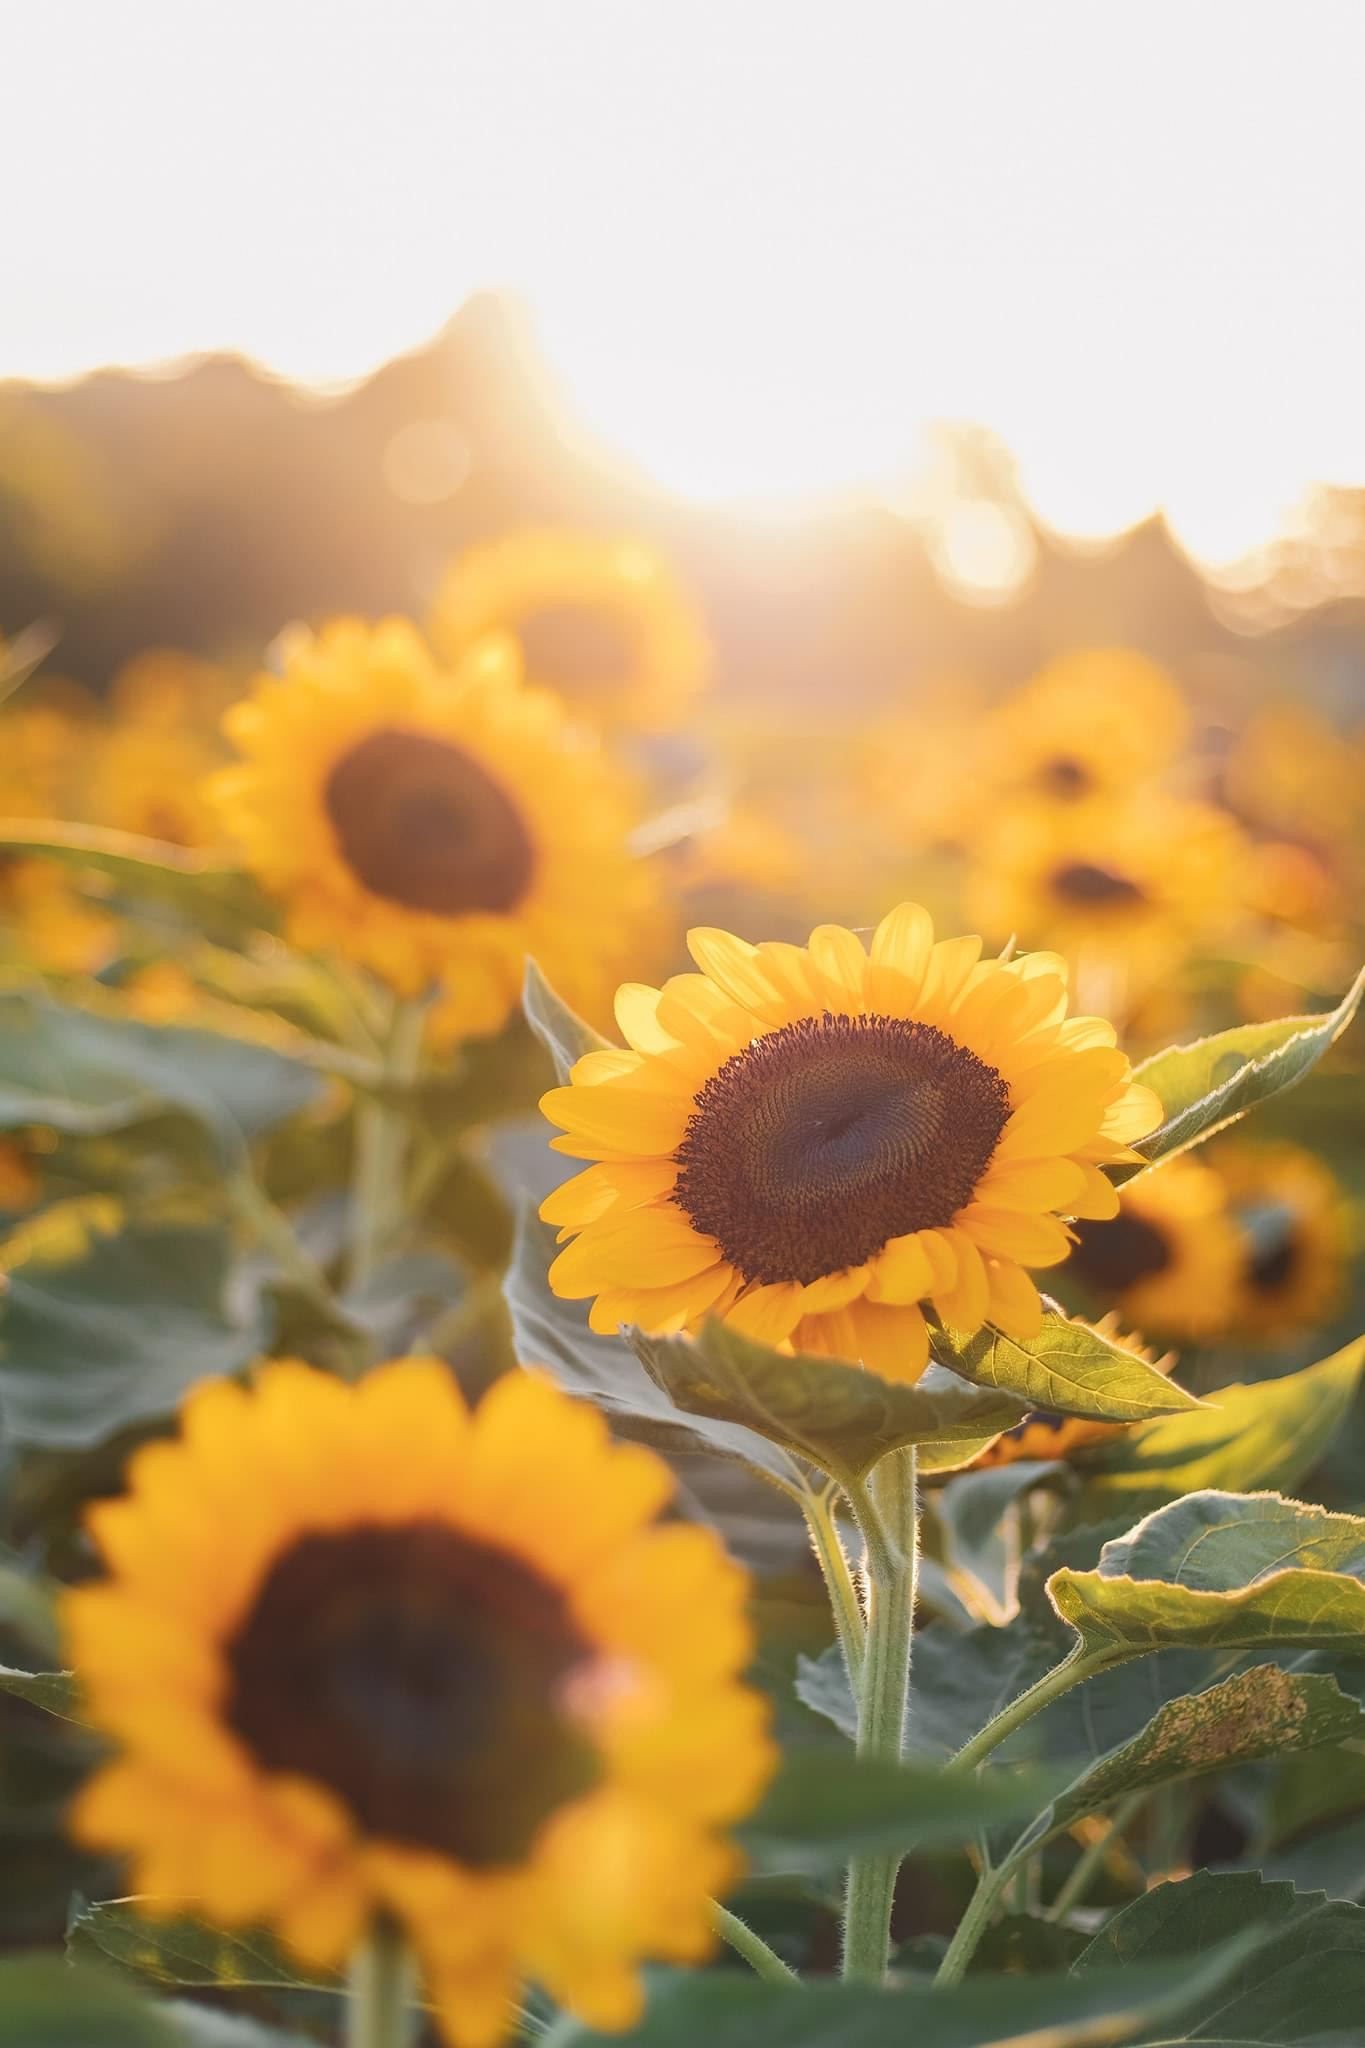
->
<box><xmin>6</xmin><ymin>2</ymin><xmax>1365</xmax><ymax>569</ymax></box>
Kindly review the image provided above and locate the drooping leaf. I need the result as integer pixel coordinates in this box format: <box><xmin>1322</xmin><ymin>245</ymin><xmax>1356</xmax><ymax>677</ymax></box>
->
<box><xmin>632</xmin><ymin>1318</ymin><xmax>1029</xmax><ymax>1483</ymax></box>
<box><xmin>0</xmin><ymin>1955</ymin><xmax>178</xmax><ymax>2046</ymax></box>
<box><xmin>934</xmin><ymin>1306</ymin><xmax>1203</xmax><ymax>1424</ymax></box>
<box><xmin>0</xmin><ymin>1665</ymin><xmax>85</xmax><ymax>1724</ymax></box>
<box><xmin>1048</xmin><ymin>1491</ymin><xmax>1365</xmax><ymax>1659</ymax></box>
<box><xmin>545</xmin><ymin>1941</ymin><xmax>1259</xmax><ymax>2047</ymax></box>
<box><xmin>1074</xmin><ymin>1869</ymin><xmax>1365</xmax><ymax>2044</ymax></box>
<box><xmin>66</xmin><ymin>1899</ymin><xmax>336</xmax><ymax>1992</ymax></box>
<box><xmin>0</xmin><ymin>993</ymin><xmax>321</xmax><ymax>1165</ymax></box>
<box><xmin>0</xmin><ymin>823</ymin><xmax>275</xmax><ymax>946</ymax></box>
<box><xmin>0</xmin><ymin>1223</ymin><xmax>270</xmax><ymax>1447</ymax></box>
<box><xmin>523</xmin><ymin>958</ymin><xmax>611</xmax><ymax>1081</ymax></box>
<box><xmin>1071</xmin><ymin>1339</ymin><xmax>1365</xmax><ymax>1523</ymax></box>
<box><xmin>739</xmin><ymin>1750</ymin><xmax>1064</xmax><ymax>1875</ymax></box>
<box><xmin>1120</xmin><ymin>967</ymin><xmax>1365</xmax><ymax>1182</ymax></box>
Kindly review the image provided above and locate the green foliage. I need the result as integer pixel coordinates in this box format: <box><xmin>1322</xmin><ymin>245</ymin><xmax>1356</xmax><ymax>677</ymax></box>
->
<box><xmin>0</xmin><ymin>824</ymin><xmax>275</xmax><ymax>946</ymax></box>
<box><xmin>931</xmin><ymin>1308</ymin><xmax>1203</xmax><ymax>1423</ymax></box>
<box><xmin>0</xmin><ymin>1956</ymin><xmax>179</xmax><ymax>2045</ymax></box>
<box><xmin>66</xmin><ymin>1902</ymin><xmax>335</xmax><ymax>1992</ymax></box>
<box><xmin>523</xmin><ymin>956</ymin><xmax>611</xmax><ymax>1079</ymax></box>
<box><xmin>0</xmin><ymin>1665</ymin><xmax>84</xmax><ymax>1723</ymax></box>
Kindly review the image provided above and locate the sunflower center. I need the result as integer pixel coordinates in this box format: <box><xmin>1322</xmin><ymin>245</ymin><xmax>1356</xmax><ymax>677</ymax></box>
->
<box><xmin>1068</xmin><ymin>1212</ymin><xmax>1172</xmax><ymax>1292</ymax></box>
<box><xmin>672</xmin><ymin>1011</ymin><xmax>1011</xmax><ymax>1287</ymax></box>
<box><xmin>1038</xmin><ymin>756</ymin><xmax>1091</xmax><ymax>798</ymax></box>
<box><xmin>324</xmin><ymin>728</ymin><xmax>535</xmax><ymax>917</ymax></box>
<box><xmin>1241</xmin><ymin>1203</ymin><xmax>1300</xmax><ymax>1295</ymax></box>
<box><xmin>225</xmin><ymin>1520</ymin><xmax>601</xmax><ymax>1867</ymax></box>
<box><xmin>518</xmin><ymin>603</ymin><xmax>638</xmax><ymax>690</ymax></box>
<box><xmin>1050</xmin><ymin>861</ymin><xmax>1147</xmax><ymax>909</ymax></box>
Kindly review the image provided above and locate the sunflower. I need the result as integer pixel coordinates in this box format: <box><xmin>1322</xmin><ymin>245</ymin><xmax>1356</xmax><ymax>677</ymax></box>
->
<box><xmin>66</xmin><ymin>1359</ymin><xmax>771</xmax><ymax>2048</ymax></box>
<box><xmin>429</xmin><ymin>529</ymin><xmax>710</xmax><ymax>730</ymax></box>
<box><xmin>963</xmin><ymin>1315</ymin><xmax>1176</xmax><ymax>1470</ymax></box>
<box><xmin>211</xmin><ymin>619</ymin><xmax>666</xmax><ymax>1039</ymax></box>
<box><xmin>1224</xmin><ymin>702</ymin><xmax>1359</xmax><ymax>853</ymax></box>
<box><xmin>963</xmin><ymin>792</ymin><xmax>1244</xmax><ymax>1005</ymax></box>
<box><xmin>1213</xmin><ymin>1139</ymin><xmax>1354</xmax><ymax>1339</ymax></box>
<box><xmin>982</xmin><ymin>648</ymin><xmax>1189</xmax><ymax>804</ymax></box>
<box><xmin>540</xmin><ymin>906</ymin><xmax>1161</xmax><ymax>1381</ymax></box>
<box><xmin>0</xmin><ymin>1139</ymin><xmax>39</xmax><ymax>1213</ymax></box>
<box><xmin>1061</xmin><ymin>1155</ymin><xmax>1245</xmax><ymax>1343</ymax></box>
<box><xmin>86</xmin><ymin>721</ymin><xmax>225</xmax><ymax>848</ymax></box>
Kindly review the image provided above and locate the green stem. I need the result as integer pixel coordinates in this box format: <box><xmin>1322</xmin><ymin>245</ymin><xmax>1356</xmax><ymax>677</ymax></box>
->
<box><xmin>709</xmin><ymin>1901</ymin><xmax>801</xmax><ymax>1986</ymax></box>
<box><xmin>227</xmin><ymin>1169</ymin><xmax>335</xmax><ymax>1312</ymax></box>
<box><xmin>347</xmin><ymin>1922</ymin><xmax>414</xmax><ymax>2048</ymax></box>
<box><xmin>802</xmin><ymin>1481</ymin><xmax>866</xmax><ymax>1692</ymax></box>
<box><xmin>947</xmin><ymin>1643</ymin><xmax>1107</xmax><ymax>1773</ymax></box>
<box><xmin>1046</xmin><ymin>1791</ymin><xmax>1144</xmax><ymax>1922</ymax></box>
<box><xmin>841</xmin><ymin>1444</ymin><xmax>918</xmax><ymax>1983</ymax></box>
<box><xmin>349</xmin><ymin>998</ymin><xmax>427</xmax><ymax>1293</ymax></box>
<box><xmin>935</xmin><ymin>1854</ymin><xmax>1014</xmax><ymax>1986</ymax></box>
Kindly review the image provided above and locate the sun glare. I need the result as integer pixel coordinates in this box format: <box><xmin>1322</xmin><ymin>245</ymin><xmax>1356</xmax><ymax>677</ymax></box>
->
<box><xmin>5</xmin><ymin>2</ymin><xmax>1365</xmax><ymax>574</ymax></box>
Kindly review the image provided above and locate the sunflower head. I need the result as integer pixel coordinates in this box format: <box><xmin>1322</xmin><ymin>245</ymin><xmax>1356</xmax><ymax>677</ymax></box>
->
<box><xmin>429</xmin><ymin>529</ymin><xmax>710</xmax><ymax>731</ymax></box>
<box><xmin>210</xmin><ymin>618</ymin><xmax>668</xmax><ymax>1037</ymax></box>
<box><xmin>984</xmin><ymin>648</ymin><xmax>1189</xmax><ymax>803</ymax></box>
<box><xmin>1063</xmin><ymin>1155</ymin><xmax>1246</xmax><ymax>1342</ymax></box>
<box><xmin>1213</xmin><ymin>1138</ymin><xmax>1354</xmax><ymax>1338</ymax></box>
<box><xmin>65</xmin><ymin>1359</ymin><xmax>772</xmax><ymax>2048</ymax></box>
<box><xmin>540</xmin><ymin>905</ymin><xmax>1161</xmax><ymax>1382</ymax></box>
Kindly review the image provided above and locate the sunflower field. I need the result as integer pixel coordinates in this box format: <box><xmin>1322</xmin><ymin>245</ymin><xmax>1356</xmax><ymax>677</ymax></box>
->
<box><xmin>2</xmin><ymin>364</ymin><xmax>1365</xmax><ymax>2048</ymax></box>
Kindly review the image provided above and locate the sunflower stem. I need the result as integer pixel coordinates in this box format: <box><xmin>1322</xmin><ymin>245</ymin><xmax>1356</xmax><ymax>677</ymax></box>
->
<box><xmin>348</xmin><ymin>996</ymin><xmax>427</xmax><ymax>1299</ymax></box>
<box><xmin>709</xmin><ymin>1901</ymin><xmax>802</xmax><ymax>1986</ymax></box>
<box><xmin>934</xmin><ymin>1850</ymin><xmax>1014</xmax><ymax>1987</ymax></box>
<box><xmin>841</xmin><ymin>1443</ymin><xmax>918</xmax><ymax>1983</ymax></box>
<box><xmin>347</xmin><ymin>1920</ymin><xmax>415</xmax><ymax>2048</ymax></box>
<box><xmin>801</xmin><ymin>1480</ymin><xmax>866</xmax><ymax>1692</ymax></box>
<box><xmin>946</xmin><ymin>1642</ymin><xmax>1108</xmax><ymax>1774</ymax></box>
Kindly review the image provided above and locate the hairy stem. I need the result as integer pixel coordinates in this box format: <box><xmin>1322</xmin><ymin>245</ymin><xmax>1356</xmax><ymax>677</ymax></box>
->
<box><xmin>710</xmin><ymin>1901</ymin><xmax>801</xmax><ymax>1986</ymax></box>
<box><xmin>802</xmin><ymin>1480</ymin><xmax>866</xmax><ymax>1693</ymax></box>
<box><xmin>947</xmin><ymin>1642</ymin><xmax>1107</xmax><ymax>1774</ymax></box>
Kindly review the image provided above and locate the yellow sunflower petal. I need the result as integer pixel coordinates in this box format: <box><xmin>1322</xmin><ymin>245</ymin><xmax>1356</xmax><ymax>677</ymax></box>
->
<box><xmin>983</xmin><ymin>1259</ymin><xmax>1044</xmax><ymax>1338</ymax></box>
<box><xmin>933</xmin><ymin>1231</ymin><xmax>989</xmax><ymax>1328</ymax></box>
<box><xmin>957</xmin><ymin>1206</ymin><xmax>1075</xmax><ymax>1266</ymax></box>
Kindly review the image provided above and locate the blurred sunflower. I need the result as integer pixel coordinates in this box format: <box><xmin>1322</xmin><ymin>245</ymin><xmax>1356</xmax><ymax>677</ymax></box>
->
<box><xmin>1224</xmin><ymin>702</ymin><xmax>1359</xmax><ymax>852</ymax></box>
<box><xmin>0</xmin><ymin>1139</ymin><xmax>39</xmax><ymax>1213</ymax></box>
<box><xmin>963</xmin><ymin>794</ymin><xmax>1244</xmax><ymax>1005</ymax></box>
<box><xmin>541</xmin><ymin>905</ymin><xmax>1160</xmax><ymax>1380</ymax></box>
<box><xmin>964</xmin><ymin>1314</ymin><xmax>1176</xmax><ymax>1469</ymax></box>
<box><xmin>429</xmin><ymin>529</ymin><xmax>710</xmax><ymax>730</ymax></box>
<box><xmin>1214</xmin><ymin>1138</ymin><xmax>1354</xmax><ymax>1339</ymax></box>
<box><xmin>66</xmin><ymin>1359</ymin><xmax>771</xmax><ymax>2048</ymax></box>
<box><xmin>0</xmin><ymin>694</ymin><xmax>115</xmax><ymax>975</ymax></box>
<box><xmin>211</xmin><ymin>619</ymin><xmax>666</xmax><ymax>1039</ymax></box>
<box><xmin>982</xmin><ymin>648</ymin><xmax>1189</xmax><ymax>803</ymax></box>
<box><xmin>861</xmin><ymin>679</ymin><xmax>989</xmax><ymax>852</ymax></box>
<box><xmin>1063</xmin><ymin>1155</ymin><xmax>1244</xmax><ymax>1342</ymax></box>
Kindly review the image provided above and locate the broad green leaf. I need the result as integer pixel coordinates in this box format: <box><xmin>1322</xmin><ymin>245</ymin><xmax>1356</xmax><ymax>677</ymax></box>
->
<box><xmin>547</xmin><ymin>1941</ymin><xmax>1258</xmax><ymax>2047</ymax></box>
<box><xmin>0</xmin><ymin>1956</ymin><xmax>177</xmax><ymax>2046</ymax></box>
<box><xmin>0</xmin><ymin>1223</ymin><xmax>270</xmax><ymax>1447</ymax></box>
<box><xmin>0</xmin><ymin>993</ymin><xmax>321</xmax><ymax>1165</ymax></box>
<box><xmin>1075</xmin><ymin>1869</ymin><xmax>1365</xmax><ymax>2044</ymax></box>
<box><xmin>0</xmin><ymin>1664</ymin><xmax>85</xmax><ymax>1724</ymax></box>
<box><xmin>632</xmin><ymin>1318</ymin><xmax>1029</xmax><ymax>1482</ymax></box>
<box><xmin>167</xmin><ymin>2008</ymin><xmax>318</xmax><ymax>2048</ymax></box>
<box><xmin>934</xmin><ymin>1306</ymin><xmax>1203</xmax><ymax>1424</ymax></box>
<box><xmin>67</xmin><ymin>1900</ymin><xmax>336</xmax><ymax>1992</ymax></box>
<box><xmin>1072</xmin><ymin>1340</ymin><xmax>1365</xmax><ymax>1523</ymax></box>
<box><xmin>739</xmin><ymin>1749</ymin><xmax>1063</xmax><ymax>1874</ymax></box>
<box><xmin>523</xmin><ymin>958</ymin><xmax>610</xmax><ymax>1081</ymax></box>
<box><xmin>934</xmin><ymin>1461</ymin><xmax>1063</xmax><ymax>1619</ymax></box>
<box><xmin>1264</xmin><ymin>1812</ymin><xmax>1365</xmax><ymax>1903</ymax></box>
<box><xmin>794</xmin><ymin>1646</ymin><xmax>858</xmax><ymax>1741</ymax></box>
<box><xmin>1009</xmin><ymin>1667</ymin><xmax>1365</xmax><ymax>1868</ymax></box>
<box><xmin>1048</xmin><ymin>1491</ymin><xmax>1365</xmax><ymax>1659</ymax></box>
<box><xmin>504</xmin><ymin>1212</ymin><xmax>808</xmax><ymax>1567</ymax></box>
<box><xmin>0</xmin><ymin>822</ymin><xmax>274</xmax><ymax>945</ymax></box>
<box><xmin>1121</xmin><ymin>967</ymin><xmax>1365</xmax><ymax>1182</ymax></box>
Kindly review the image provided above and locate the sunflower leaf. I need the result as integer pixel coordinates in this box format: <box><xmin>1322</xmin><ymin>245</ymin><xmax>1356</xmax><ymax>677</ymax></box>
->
<box><xmin>0</xmin><ymin>1956</ymin><xmax>181</xmax><ymax>2046</ymax></box>
<box><xmin>66</xmin><ymin>1900</ymin><xmax>337</xmax><ymax>1992</ymax></box>
<box><xmin>1069</xmin><ymin>1337</ymin><xmax>1365</xmax><ymax>1523</ymax></box>
<box><xmin>523</xmin><ymin>958</ymin><xmax>611</xmax><ymax>1082</ymax></box>
<box><xmin>0</xmin><ymin>822</ymin><xmax>275</xmax><ymax>945</ymax></box>
<box><xmin>931</xmin><ymin>1303</ymin><xmax>1203</xmax><ymax>1423</ymax></box>
<box><xmin>1119</xmin><ymin>964</ymin><xmax>1365</xmax><ymax>1182</ymax></box>
<box><xmin>630</xmin><ymin>1317</ymin><xmax>1030</xmax><ymax>1482</ymax></box>
<box><xmin>545</xmin><ymin>1941</ymin><xmax>1261</xmax><ymax>2047</ymax></box>
<box><xmin>0</xmin><ymin>1663</ymin><xmax>86</xmax><ymax>1724</ymax></box>
<box><xmin>1047</xmin><ymin>1489</ymin><xmax>1365</xmax><ymax>1657</ymax></box>
<box><xmin>1074</xmin><ymin>1870</ymin><xmax>1365</xmax><ymax>2044</ymax></box>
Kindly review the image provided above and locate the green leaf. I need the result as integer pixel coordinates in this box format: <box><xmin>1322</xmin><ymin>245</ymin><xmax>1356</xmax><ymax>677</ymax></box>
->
<box><xmin>1048</xmin><ymin>1491</ymin><xmax>1365</xmax><ymax>1659</ymax></box>
<box><xmin>0</xmin><ymin>993</ymin><xmax>321</xmax><ymax>1165</ymax></box>
<box><xmin>166</xmin><ymin>2008</ymin><xmax>319</xmax><ymax>2048</ymax></box>
<box><xmin>1071</xmin><ymin>1339</ymin><xmax>1365</xmax><ymax>1523</ymax></box>
<box><xmin>0</xmin><ymin>1956</ymin><xmax>178</xmax><ymax>2046</ymax></box>
<box><xmin>1010</xmin><ymin>1667</ymin><xmax>1365</xmax><ymax>1868</ymax></box>
<box><xmin>0</xmin><ymin>822</ymin><xmax>274</xmax><ymax>946</ymax></box>
<box><xmin>523</xmin><ymin>958</ymin><xmax>610</xmax><ymax>1082</ymax></box>
<box><xmin>1075</xmin><ymin>1869</ymin><xmax>1365</xmax><ymax>2044</ymax></box>
<box><xmin>739</xmin><ymin>1750</ymin><xmax>1064</xmax><ymax>1874</ymax></box>
<box><xmin>1122</xmin><ymin>966</ymin><xmax>1365</xmax><ymax>1182</ymax></box>
<box><xmin>67</xmin><ymin>1900</ymin><xmax>336</xmax><ymax>1992</ymax></box>
<box><xmin>0</xmin><ymin>1664</ymin><xmax>85</xmax><ymax>1723</ymax></box>
<box><xmin>935</xmin><ymin>1461</ymin><xmax>1063</xmax><ymax>1618</ymax></box>
<box><xmin>547</xmin><ymin>1941</ymin><xmax>1259</xmax><ymax>2047</ymax></box>
<box><xmin>0</xmin><ymin>1223</ymin><xmax>270</xmax><ymax>1447</ymax></box>
<box><xmin>933</xmin><ymin>1306</ymin><xmax>1203</xmax><ymax>1424</ymax></box>
<box><xmin>631</xmin><ymin>1318</ymin><xmax>1029</xmax><ymax>1483</ymax></box>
